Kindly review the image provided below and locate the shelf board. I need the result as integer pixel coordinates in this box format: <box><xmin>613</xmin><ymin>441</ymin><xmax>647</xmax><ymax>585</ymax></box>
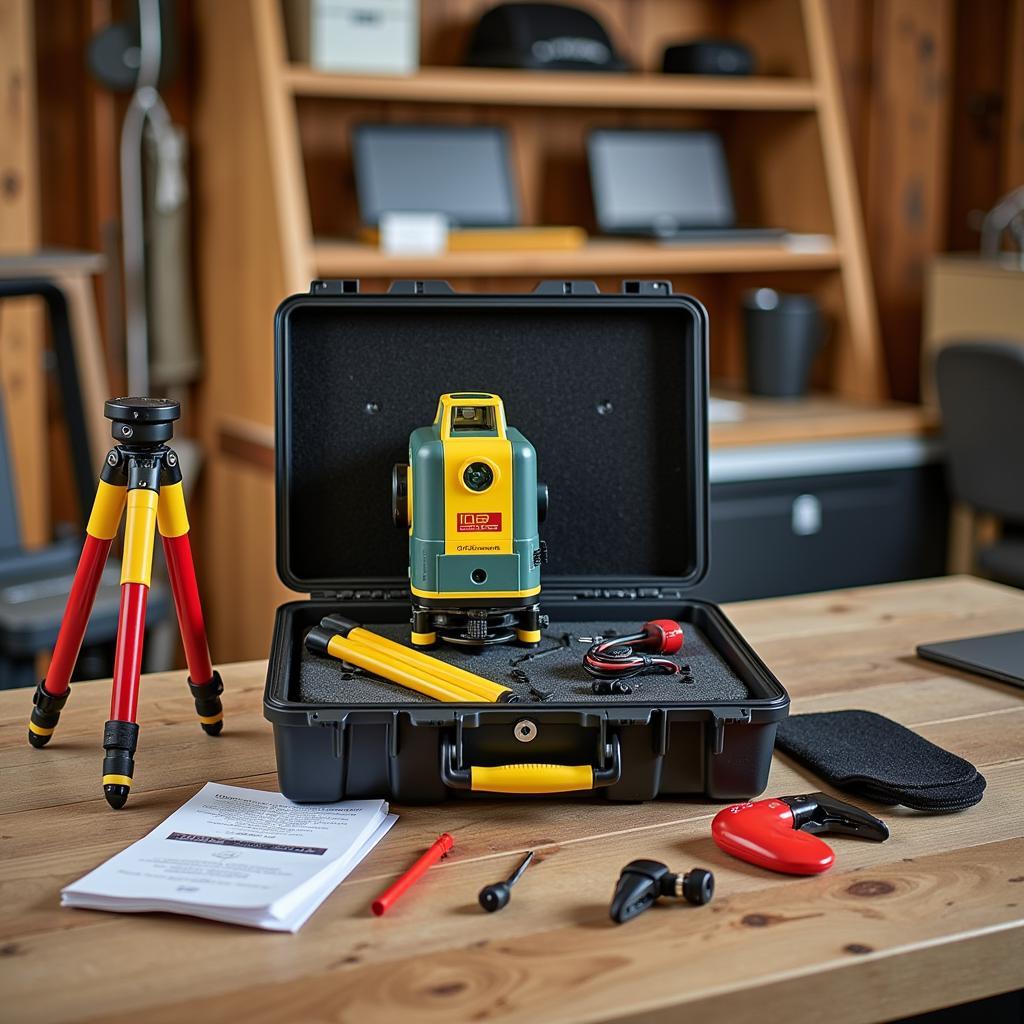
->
<box><xmin>313</xmin><ymin>239</ymin><xmax>841</xmax><ymax>279</ymax></box>
<box><xmin>286</xmin><ymin>65</ymin><xmax>819</xmax><ymax>111</ymax></box>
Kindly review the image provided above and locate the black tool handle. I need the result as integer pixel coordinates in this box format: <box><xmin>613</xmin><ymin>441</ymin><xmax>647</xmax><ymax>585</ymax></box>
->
<box><xmin>782</xmin><ymin>792</ymin><xmax>889</xmax><ymax>841</ymax></box>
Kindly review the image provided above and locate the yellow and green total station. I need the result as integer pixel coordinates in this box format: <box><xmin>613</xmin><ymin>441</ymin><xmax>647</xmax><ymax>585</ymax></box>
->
<box><xmin>392</xmin><ymin>393</ymin><xmax>549</xmax><ymax>647</ymax></box>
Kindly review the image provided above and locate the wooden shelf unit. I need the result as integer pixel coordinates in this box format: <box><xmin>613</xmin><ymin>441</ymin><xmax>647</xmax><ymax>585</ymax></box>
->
<box><xmin>194</xmin><ymin>0</ymin><xmax>886</xmax><ymax>660</ymax></box>
<box><xmin>313</xmin><ymin>238</ymin><xmax>842</xmax><ymax>278</ymax></box>
<box><xmin>285</xmin><ymin>64</ymin><xmax>820</xmax><ymax>110</ymax></box>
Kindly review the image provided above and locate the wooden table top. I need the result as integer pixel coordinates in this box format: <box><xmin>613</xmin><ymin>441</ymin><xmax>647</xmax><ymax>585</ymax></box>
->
<box><xmin>3</xmin><ymin>576</ymin><xmax>1023</xmax><ymax>1024</ymax></box>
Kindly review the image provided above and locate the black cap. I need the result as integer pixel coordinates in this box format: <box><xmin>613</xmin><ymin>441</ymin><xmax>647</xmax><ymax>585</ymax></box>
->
<box><xmin>683</xmin><ymin>868</ymin><xmax>714</xmax><ymax>905</ymax></box>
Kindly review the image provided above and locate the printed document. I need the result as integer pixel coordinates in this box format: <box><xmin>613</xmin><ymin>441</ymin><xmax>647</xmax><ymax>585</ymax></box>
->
<box><xmin>62</xmin><ymin>783</ymin><xmax>396</xmax><ymax>931</ymax></box>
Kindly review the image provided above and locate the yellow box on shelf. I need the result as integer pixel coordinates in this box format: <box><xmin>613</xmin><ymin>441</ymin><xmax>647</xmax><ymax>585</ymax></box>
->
<box><xmin>359</xmin><ymin>225</ymin><xmax>587</xmax><ymax>252</ymax></box>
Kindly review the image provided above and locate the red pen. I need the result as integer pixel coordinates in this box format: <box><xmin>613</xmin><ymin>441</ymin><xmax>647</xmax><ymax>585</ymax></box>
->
<box><xmin>371</xmin><ymin>832</ymin><xmax>454</xmax><ymax>915</ymax></box>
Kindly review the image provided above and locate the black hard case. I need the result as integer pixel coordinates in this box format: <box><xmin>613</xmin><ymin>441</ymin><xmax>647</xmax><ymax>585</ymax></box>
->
<box><xmin>264</xmin><ymin>279</ymin><xmax>789</xmax><ymax>803</ymax></box>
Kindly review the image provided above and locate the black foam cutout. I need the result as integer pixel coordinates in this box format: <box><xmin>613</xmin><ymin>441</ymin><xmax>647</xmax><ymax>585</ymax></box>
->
<box><xmin>298</xmin><ymin>619</ymin><xmax>750</xmax><ymax>706</ymax></box>
<box><xmin>775</xmin><ymin>710</ymin><xmax>986</xmax><ymax>813</ymax></box>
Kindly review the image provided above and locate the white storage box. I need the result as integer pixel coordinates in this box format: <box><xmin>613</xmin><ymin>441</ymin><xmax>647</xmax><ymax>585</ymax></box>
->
<box><xmin>285</xmin><ymin>0</ymin><xmax>418</xmax><ymax>75</ymax></box>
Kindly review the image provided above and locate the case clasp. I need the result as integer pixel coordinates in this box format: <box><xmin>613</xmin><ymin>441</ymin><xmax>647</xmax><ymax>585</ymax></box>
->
<box><xmin>310</xmin><ymin>279</ymin><xmax>360</xmax><ymax>295</ymax></box>
<box><xmin>623</xmin><ymin>280</ymin><xmax>673</xmax><ymax>295</ymax></box>
<box><xmin>710</xmin><ymin>709</ymin><xmax>751</xmax><ymax>754</ymax></box>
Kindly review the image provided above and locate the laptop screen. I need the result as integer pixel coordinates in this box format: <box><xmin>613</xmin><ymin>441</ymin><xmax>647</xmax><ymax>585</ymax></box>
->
<box><xmin>353</xmin><ymin>125</ymin><xmax>520</xmax><ymax>228</ymax></box>
<box><xmin>588</xmin><ymin>130</ymin><xmax>736</xmax><ymax>234</ymax></box>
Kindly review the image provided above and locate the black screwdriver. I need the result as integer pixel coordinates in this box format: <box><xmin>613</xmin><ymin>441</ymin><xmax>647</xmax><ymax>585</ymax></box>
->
<box><xmin>479</xmin><ymin>851</ymin><xmax>535</xmax><ymax>912</ymax></box>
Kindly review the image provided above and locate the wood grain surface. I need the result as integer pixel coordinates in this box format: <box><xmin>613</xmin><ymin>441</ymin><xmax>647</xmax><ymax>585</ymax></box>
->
<box><xmin>2</xmin><ymin>577</ymin><xmax>1023</xmax><ymax>1024</ymax></box>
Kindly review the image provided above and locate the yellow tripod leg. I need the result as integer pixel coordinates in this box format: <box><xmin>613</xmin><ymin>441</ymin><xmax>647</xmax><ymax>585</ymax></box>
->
<box><xmin>103</xmin><ymin>484</ymin><xmax>157</xmax><ymax>808</ymax></box>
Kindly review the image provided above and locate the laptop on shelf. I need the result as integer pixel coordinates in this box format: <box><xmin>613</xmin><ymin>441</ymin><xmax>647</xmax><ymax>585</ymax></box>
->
<box><xmin>353</xmin><ymin>124</ymin><xmax>520</xmax><ymax>228</ymax></box>
<box><xmin>587</xmin><ymin>129</ymin><xmax>787</xmax><ymax>243</ymax></box>
<box><xmin>352</xmin><ymin>124</ymin><xmax>585</xmax><ymax>250</ymax></box>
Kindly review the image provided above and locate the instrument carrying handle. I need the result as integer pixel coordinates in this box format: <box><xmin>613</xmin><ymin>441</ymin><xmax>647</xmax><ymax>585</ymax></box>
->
<box><xmin>441</xmin><ymin>735</ymin><xmax>621</xmax><ymax>794</ymax></box>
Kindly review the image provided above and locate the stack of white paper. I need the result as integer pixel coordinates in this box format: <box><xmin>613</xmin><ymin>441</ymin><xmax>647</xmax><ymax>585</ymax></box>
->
<box><xmin>62</xmin><ymin>783</ymin><xmax>396</xmax><ymax>932</ymax></box>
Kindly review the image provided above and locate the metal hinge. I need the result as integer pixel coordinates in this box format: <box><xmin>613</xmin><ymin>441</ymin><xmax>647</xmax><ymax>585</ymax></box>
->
<box><xmin>532</xmin><ymin>280</ymin><xmax>600</xmax><ymax>296</ymax></box>
<box><xmin>387</xmin><ymin>280</ymin><xmax>455</xmax><ymax>295</ymax></box>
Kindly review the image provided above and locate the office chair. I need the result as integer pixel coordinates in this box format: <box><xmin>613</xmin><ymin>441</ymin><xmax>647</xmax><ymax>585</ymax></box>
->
<box><xmin>935</xmin><ymin>342</ymin><xmax>1024</xmax><ymax>588</ymax></box>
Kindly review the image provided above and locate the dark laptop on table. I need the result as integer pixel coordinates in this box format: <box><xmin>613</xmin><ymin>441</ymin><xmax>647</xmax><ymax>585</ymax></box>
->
<box><xmin>587</xmin><ymin>129</ymin><xmax>786</xmax><ymax>242</ymax></box>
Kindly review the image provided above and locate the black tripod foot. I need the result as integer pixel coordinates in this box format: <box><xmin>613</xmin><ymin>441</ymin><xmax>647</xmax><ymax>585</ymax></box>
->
<box><xmin>104</xmin><ymin>784</ymin><xmax>130</xmax><ymax>809</ymax></box>
<box><xmin>28</xmin><ymin>681</ymin><xmax>70</xmax><ymax>748</ymax></box>
<box><xmin>189</xmin><ymin>671</ymin><xmax>224</xmax><ymax>736</ymax></box>
<box><xmin>102</xmin><ymin>719</ymin><xmax>139</xmax><ymax>811</ymax></box>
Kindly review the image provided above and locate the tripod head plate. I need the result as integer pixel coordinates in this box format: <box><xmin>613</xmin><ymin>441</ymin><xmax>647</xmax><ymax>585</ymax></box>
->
<box><xmin>104</xmin><ymin>397</ymin><xmax>180</xmax><ymax>444</ymax></box>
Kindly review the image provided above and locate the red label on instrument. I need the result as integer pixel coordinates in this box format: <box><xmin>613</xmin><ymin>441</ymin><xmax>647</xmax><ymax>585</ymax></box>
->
<box><xmin>457</xmin><ymin>512</ymin><xmax>502</xmax><ymax>532</ymax></box>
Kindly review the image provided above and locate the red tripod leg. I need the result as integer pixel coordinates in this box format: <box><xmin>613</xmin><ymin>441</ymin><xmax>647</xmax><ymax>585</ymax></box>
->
<box><xmin>102</xmin><ymin>482</ymin><xmax>158</xmax><ymax>809</ymax></box>
<box><xmin>158</xmin><ymin>478</ymin><xmax>223</xmax><ymax>735</ymax></box>
<box><xmin>29</xmin><ymin>476</ymin><xmax>125</xmax><ymax>748</ymax></box>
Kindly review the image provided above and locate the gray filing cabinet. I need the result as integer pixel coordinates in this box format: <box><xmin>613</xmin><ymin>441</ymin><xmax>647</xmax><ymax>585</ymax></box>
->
<box><xmin>688</xmin><ymin>437</ymin><xmax>949</xmax><ymax>603</ymax></box>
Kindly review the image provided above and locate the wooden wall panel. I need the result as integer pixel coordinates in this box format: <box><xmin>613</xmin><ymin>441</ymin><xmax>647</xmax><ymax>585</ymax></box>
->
<box><xmin>194</xmin><ymin>0</ymin><xmax>310</xmax><ymax>656</ymax></box>
<box><xmin>945</xmin><ymin>0</ymin><xmax>1009</xmax><ymax>252</ymax></box>
<box><xmin>1003</xmin><ymin>0</ymin><xmax>1024</xmax><ymax>192</ymax></box>
<box><xmin>0</xmin><ymin>0</ymin><xmax>47</xmax><ymax>547</ymax></box>
<box><xmin>863</xmin><ymin>0</ymin><xmax>954</xmax><ymax>402</ymax></box>
<box><xmin>826</xmin><ymin>0</ymin><xmax>873</xmax><ymax>191</ymax></box>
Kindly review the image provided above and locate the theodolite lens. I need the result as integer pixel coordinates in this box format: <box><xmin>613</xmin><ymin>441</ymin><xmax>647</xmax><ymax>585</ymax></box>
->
<box><xmin>463</xmin><ymin>462</ymin><xmax>494</xmax><ymax>492</ymax></box>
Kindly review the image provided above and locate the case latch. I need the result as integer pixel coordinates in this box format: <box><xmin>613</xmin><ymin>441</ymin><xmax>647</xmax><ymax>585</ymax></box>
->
<box><xmin>710</xmin><ymin>709</ymin><xmax>752</xmax><ymax>754</ymax></box>
<box><xmin>623</xmin><ymin>280</ymin><xmax>673</xmax><ymax>295</ymax></box>
<box><xmin>310</xmin><ymin>279</ymin><xmax>360</xmax><ymax>295</ymax></box>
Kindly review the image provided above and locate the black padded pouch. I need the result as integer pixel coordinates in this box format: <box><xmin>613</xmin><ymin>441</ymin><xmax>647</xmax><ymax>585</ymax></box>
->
<box><xmin>775</xmin><ymin>710</ymin><xmax>986</xmax><ymax>812</ymax></box>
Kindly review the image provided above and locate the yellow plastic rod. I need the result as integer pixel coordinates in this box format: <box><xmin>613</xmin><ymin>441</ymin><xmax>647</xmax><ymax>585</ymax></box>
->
<box><xmin>347</xmin><ymin>625</ymin><xmax>513</xmax><ymax>703</ymax></box>
<box><xmin>315</xmin><ymin>632</ymin><xmax>486</xmax><ymax>704</ymax></box>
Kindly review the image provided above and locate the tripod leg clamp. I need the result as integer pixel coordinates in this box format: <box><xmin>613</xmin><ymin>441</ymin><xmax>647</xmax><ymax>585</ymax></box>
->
<box><xmin>102</xmin><ymin>720</ymin><xmax>140</xmax><ymax>809</ymax></box>
<box><xmin>188</xmin><ymin>670</ymin><xmax>224</xmax><ymax>735</ymax></box>
<box><xmin>28</xmin><ymin>682</ymin><xmax>71</xmax><ymax>748</ymax></box>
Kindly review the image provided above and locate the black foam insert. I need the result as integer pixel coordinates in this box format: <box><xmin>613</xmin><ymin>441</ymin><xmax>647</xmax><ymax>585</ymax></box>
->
<box><xmin>278</xmin><ymin>299</ymin><xmax>705</xmax><ymax>590</ymax></box>
<box><xmin>298</xmin><ymin>619</ymin><xmax>750</xmax><ymax>706</ymax></box>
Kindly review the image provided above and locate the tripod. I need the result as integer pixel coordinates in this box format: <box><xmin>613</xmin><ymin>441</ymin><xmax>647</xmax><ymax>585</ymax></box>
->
<box><xmin>28</xmin><ymin>398</ymin><xmax>223</xmax><ymax>809</ymax></box>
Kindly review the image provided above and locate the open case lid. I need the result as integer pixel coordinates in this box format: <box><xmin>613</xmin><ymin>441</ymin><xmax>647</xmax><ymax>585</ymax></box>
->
<box><xmin>275</xmin><ymin>280</ymin><xmax>709</xmax><ymax>595</ymax></box>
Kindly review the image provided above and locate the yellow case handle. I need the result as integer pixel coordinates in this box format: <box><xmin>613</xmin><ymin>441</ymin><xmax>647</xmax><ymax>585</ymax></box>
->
<box><xmin>470</xmin><ymin>762</ymin><xmax>594</xmax><ymax>794</ymax></box>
